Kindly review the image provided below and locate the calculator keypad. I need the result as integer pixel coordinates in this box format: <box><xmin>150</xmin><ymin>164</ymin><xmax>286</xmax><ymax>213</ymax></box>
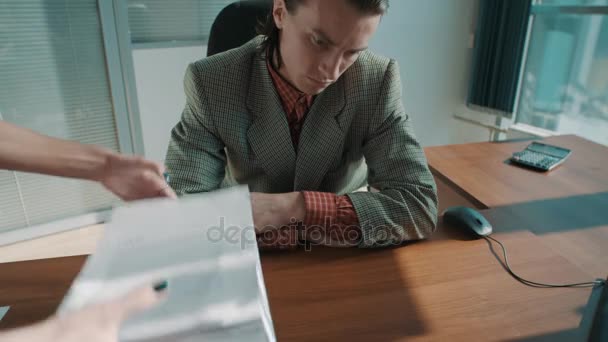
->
<box><xmin>512</xmin><ymin>151</ymin><xmax>560</xmax><ymax>170</ymax></box>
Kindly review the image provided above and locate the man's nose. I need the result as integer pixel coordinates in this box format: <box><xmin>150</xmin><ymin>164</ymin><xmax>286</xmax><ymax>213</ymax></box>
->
<box><xmin>319</xmin><ymin>56</ymin><xmax>343</xmax><ymax>81</ymax></box>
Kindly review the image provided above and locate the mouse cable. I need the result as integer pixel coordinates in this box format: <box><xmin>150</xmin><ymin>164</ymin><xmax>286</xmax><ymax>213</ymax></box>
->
<box><xmin>482</xmin><ymin>235</ymin><xmax>605</xmax><ymax>288</ymax></box>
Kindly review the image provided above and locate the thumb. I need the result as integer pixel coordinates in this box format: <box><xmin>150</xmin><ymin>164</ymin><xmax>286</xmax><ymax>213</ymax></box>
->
<box><xmin>113</xmin><ymin>283</ymin><xmax>167</xmax><ymax>323</ymax></box>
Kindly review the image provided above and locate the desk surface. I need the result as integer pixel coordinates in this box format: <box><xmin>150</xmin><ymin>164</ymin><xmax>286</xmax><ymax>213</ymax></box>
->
<box><xmin>425</xmin><ymin>135</ymin><xmax>608</xmax><ymax>208</ymax></box>
<box><xmin>0</xmin><ymin>220</ymin><xmax>604</xmax><ymax>341</ymax></box>
<box><xmin>1</xmin><ymin>135</ymin><xmax>606</xmax><ymax>341</ymax></box>
<box><xmin>426</xmin><ymin>134</ymin><xmax>608</xmax><ymax>281</ymax></box>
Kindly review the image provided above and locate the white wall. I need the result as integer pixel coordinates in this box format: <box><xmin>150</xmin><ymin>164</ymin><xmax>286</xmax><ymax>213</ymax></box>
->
<box><xmin>134</xmin><ymin>0</ymin><xmax>492</xmax><ymax>158</ymax></box>
<box><xmin>132</xmin><ymin>46</ymin><xmax>206</xmax><ymax>162</ymax></box>
<box><xmin>369</xmin><ymin>0</ymin><xmax>490</xmax><ymax>146</ymax></box>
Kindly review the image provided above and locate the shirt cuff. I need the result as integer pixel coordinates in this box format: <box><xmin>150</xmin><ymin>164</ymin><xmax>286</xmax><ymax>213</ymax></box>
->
<box><xmin>302</xmin><ymin>191</ymin><xmax>338</xmax><ymax>227</ymax></box>
<box><xmin>302</xmin><ymin>191</ymin><xmax>362</xmax><ymax>247</ymax></box>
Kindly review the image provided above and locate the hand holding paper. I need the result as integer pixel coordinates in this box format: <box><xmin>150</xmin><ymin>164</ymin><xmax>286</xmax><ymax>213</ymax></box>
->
<box><xmin>58</xmin><ymin>186</ymin><xmax>275</xmax><ymax>342</ymax></box>
<box><xmin>0</xmin><ymin>284</ymin><xmax>166</xmax><ymax>342</ymax></box>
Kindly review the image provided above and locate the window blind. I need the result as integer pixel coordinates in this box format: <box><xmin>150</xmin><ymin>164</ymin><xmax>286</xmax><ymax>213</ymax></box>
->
<box><xmin>127</xmin><ymin>0</ymin><xmax>235</xmax><ymax>44</ymax></box>
<box><xmin>0</xmin><ymin>0</ymin><xmax>120</xmax><ymax>234</ymax></box>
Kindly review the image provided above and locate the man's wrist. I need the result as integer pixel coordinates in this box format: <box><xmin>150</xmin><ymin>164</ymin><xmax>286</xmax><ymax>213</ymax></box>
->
<box><xmin>47</xmin><ymin>141</ymin><xmax>113</xmax><ymax>182</ymax></box>
<box><xmin>86</xmin><ymin>145</ymin><xmax>114</xmax><ymax>182</ymax></box>
<box><xmin>283</xmin><ymin>192</ymin><xmax>306</xmax><ymax>224</ymax></box>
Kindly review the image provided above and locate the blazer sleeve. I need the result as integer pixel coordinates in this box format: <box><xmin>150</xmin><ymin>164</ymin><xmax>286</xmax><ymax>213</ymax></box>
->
<box><xmin>346</xmin><ymin>59</ymin><xmax>438</xmax><ymax>248</ymax></box>
<box><xmin>165</xmin><ymin>63</ymin><xmax>226</xmax><ymax>195</ymax></box>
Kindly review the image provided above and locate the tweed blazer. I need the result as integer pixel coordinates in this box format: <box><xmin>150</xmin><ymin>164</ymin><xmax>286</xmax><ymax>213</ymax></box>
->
<box><xmin>165</xmin><ymin>36</ymin><xmax>438</xmax><ymax>247</ymax></box>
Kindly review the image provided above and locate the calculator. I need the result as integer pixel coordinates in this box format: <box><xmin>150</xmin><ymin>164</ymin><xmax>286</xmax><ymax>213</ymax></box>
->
<box><xmin>510</xmin><ymin>141</ymin><xmax>571</xmax><ymax>172</ymax></box>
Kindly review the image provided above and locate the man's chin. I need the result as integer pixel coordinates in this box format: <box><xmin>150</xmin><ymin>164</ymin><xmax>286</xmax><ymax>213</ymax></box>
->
<box><xmin>302</xmin><ymin>84</ymin><xmax>329</xmax><ymax>96</ymax></box>
<box><xmin>300</xmin><ymin>77</ymin><xmax>333</xmax><ymax>95</ymax></box>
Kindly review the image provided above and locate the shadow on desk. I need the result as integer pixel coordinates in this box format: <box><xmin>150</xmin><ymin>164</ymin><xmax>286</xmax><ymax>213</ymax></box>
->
<box><xmin>504</xmin><ymin>328</ymin><xmax>582</xmax><ymax>342</ymax></box>
<box><xmin>437</xmin><ymin>192</ymin><xmax>608</xmax><ymax>241</ymax></box>
<box><xmin>439</xmin><ymin>190</ymin><xmax>608</xmax><ymax>278</ymax></box>
<box><xmin>484</xmin><ymin>192</ymin><xmax>608</xmax><ymax>235</ymax></box>
<box><xmin>437</xmin><ymin>191</ymin><xmax>608</xmax><ymax>342</ymax></box>
<box><xmin>261</xmin><ymin>245</ymin><xmax>428</xmax><ymax>341</ymax></box>
<box><xmin>427</xmin><ymin>194</ymin><xmax>607</xmax><ymax>245</ymax></box>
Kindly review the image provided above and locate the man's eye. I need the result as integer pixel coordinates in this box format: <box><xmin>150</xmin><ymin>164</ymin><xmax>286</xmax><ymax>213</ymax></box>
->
<box><xmin>312</xmin><ymin>36</ymin><xmax>324</xmax><ymax>46</ymax></box>
<box><xmin>347</xmin><ymin>51</ymin><xmax>361</xmax><ymax>59</ymax></box>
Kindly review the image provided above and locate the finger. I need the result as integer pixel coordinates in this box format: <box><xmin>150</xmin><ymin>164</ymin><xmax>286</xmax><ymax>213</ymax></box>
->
<box><xmin>153</xmin><ymin>162</ymin><xmax>166</xmax><ymax>176</ymax></box>
<box><xmin>113</xmin><ymin>284</ymin><xmax>166</xmax><ymax>323</ymax></box>
<box><xmin>134</xmin><ymin>156</ymin><xmax>165</xmax><ymax>176</ymax></box>
<box><xmin>146</xmin><ymin>160</ymin><xmax>165</xmax><ymax>176</ymax></box>
<box><xmin>158</xmin><ymin>186</ymin><xmax>177</xmax><ymax>199</ymax></box>
<box><xmin>148</xmin><ymin>175</ymin><xmax>176</xmax><ymax>199</ymax></box>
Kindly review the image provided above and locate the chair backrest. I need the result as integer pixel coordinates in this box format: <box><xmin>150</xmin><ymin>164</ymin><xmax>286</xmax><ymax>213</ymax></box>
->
<box><xmin>207</xmin><ymin>1</ymin><xmax>272</xmax><ymax>57</ymax></box>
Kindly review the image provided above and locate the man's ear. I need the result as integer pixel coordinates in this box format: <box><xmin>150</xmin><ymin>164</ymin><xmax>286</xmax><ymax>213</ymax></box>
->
<box><xmin>272</xmin><ymin>0</ymin><xmax>287</xmax><ymax>29</ymax></box>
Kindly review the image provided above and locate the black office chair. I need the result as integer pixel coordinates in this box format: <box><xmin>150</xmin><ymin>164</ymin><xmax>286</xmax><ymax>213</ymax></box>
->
<box><xmin>207</xmin><ymin>0</ymin><xmax>272</xmax><ymax>57</ymax></box>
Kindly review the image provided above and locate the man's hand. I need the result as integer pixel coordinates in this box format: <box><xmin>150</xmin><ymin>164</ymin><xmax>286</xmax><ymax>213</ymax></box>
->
<box><xmin>250</xmin><ymin>192</ymin><xmax>305</xmax><ymax>233</ymax></box>
<box><xmin>99</xmin><ymin>153</ymin><xmax>176</xmax><ymax>201</ymax></box>
<box><xmin>0</xmin><ymin>284</ymin><xmax>166</xmax><ymax>342</ymax></box>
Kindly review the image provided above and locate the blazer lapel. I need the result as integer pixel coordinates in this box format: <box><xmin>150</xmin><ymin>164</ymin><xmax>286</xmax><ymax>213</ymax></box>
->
<box><xmin>294</xmin><ymin>78</ymin><xmax>347</xmax><ymax>191</ymax></box>
<box><xmin>246</xmin><ymin>50</ymin><xmax>296</xmax><ymax>192</ymax></box>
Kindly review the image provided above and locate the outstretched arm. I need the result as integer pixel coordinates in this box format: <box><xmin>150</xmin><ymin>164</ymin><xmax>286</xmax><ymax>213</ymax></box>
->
<box><xmin>0</xmin><ymin>121</ymin><xmax>175</xmax><ymax>201</ymax></box>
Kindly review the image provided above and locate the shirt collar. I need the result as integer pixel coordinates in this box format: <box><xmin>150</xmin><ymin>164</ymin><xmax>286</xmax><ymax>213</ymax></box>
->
<box><xmin>266</xmin><ymin>58</ymin><xmax>314</xmax><ymax>113</ymax></box>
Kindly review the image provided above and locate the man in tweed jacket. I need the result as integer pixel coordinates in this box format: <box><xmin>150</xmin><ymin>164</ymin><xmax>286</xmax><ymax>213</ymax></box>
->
<box><xmin>165</xmin><ymin>0</ymin><xmax>438</xmax><ymax>248</ymax></box>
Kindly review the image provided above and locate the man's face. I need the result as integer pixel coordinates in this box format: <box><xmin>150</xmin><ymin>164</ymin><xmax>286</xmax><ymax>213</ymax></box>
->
<box><xmin>272</xmin><ymin>0</ymin><xmax>381</xmax><ymax>95</ymax></box>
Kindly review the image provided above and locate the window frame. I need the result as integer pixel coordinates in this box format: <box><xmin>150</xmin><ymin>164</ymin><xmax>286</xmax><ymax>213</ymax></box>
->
<box><xmin>125</xmin><ymin>0</ymin><xmax>235</xmax><ymax>50</ymax></box>
<box><xmin>509</xmin><ymin>2</ymin><xmax>608</xmax><ymax>137</ymax></box>
<box><xmin>0</xmin><ymin>0</ymin><xmax>141</xmax><ymax>246</ymax></box>
<box><xmin>100</xmin><ymin>0</ymin><xmax>145</xmax><ymax>155</ymax></box>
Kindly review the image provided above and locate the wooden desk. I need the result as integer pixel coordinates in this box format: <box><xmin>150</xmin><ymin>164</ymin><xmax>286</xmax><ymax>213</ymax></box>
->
<box><xmin>427</xmin><ymin>134</ymin><xmax>608</xmax><ymax>285</ymax></box>
<box><xmin>426</xmin><ymin>135</ymin><xmax>608</xmax><ymax>208</ymax></box>
<box><xmin>0</xmin><ymin>135</ymin><xmax>606</xmax><ymax>341</ymax></box>
<box><xmin>0</xmin><ymin>216</ymin><xmax>604</xmax><ymax>341</ymax></box>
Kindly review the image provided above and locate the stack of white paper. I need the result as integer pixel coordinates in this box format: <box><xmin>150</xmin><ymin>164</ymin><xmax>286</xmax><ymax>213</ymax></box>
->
<box><xmin>57</xmin><ymin>186</ymin><xmax>276</xmax><ymax>342</ymax></box>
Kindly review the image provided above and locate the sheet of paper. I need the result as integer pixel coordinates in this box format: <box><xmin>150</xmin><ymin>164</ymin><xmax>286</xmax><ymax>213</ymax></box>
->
<box><xmin>58</xmin><ymin>186</ymin><xmax>275</xmax><ymax>342</ymax></box>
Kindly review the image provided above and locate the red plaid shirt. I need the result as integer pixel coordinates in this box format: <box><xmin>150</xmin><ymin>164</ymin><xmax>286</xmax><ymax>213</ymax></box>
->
<box><xmin>256</xmin><ymin>60</ymin><xmax>361</xmax><ymax>249</ymax></box>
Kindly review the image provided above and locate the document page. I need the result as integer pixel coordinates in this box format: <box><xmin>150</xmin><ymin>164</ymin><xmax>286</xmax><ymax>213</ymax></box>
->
<box><xmin>58</xmin><ymin>186</ymin><xmax>275</xmax><ymax>342</ymax></box>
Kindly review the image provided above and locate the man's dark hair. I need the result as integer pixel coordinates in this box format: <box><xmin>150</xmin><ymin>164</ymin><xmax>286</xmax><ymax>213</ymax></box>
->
<box><xmin>257</xmin><ymin>0</ymin><xmax>389</xmax><ymax>68</ymax></box>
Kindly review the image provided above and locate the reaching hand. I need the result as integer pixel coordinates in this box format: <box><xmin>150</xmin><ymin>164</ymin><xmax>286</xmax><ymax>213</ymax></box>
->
<box><xmin>100</xmin><ymin>153</ymin><xmax>176</xmax><ymax>201</ymax></box>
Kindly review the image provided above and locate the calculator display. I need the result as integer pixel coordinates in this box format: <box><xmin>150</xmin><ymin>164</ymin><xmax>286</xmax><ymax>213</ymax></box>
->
<box><xmin>526</xmin><ymin>142</ymin><xmax>571</xmax><ymax>158</ymax></box>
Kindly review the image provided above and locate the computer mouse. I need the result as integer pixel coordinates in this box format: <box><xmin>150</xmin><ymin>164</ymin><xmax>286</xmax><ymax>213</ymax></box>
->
<box><xmin>442</xmin><ymin>206</ymin><xmax>493</xmax><ymax>237</ymax></box>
